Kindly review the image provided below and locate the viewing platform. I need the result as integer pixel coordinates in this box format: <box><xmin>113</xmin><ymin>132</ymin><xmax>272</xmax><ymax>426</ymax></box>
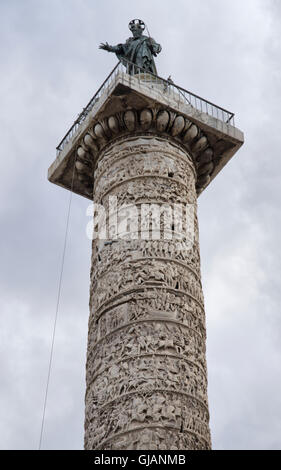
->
<box><xmin>48</xmin><ymin>60</ymin><xmax>244</xmax><ymax>199</ymax></box>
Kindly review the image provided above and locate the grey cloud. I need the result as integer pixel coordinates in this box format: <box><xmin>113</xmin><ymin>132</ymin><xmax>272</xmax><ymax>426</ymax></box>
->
<box><xmin>0</xmin><ymin>0</ymin><xmax>280</xmax><ymax>450</ymax></box>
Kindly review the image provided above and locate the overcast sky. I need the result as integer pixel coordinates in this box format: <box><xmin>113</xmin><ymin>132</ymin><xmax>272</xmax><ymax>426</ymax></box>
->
<box><xmin>0</xmin><ymin>0</ymin><xmax>281</xmax><ymax>450</ymax></box>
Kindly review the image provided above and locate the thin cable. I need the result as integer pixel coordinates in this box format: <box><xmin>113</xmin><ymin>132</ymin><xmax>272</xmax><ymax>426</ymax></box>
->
<box><xmin>39</xmin><ymin>155</ymin><xmax>77</xmax><ymax>450</ymax></box>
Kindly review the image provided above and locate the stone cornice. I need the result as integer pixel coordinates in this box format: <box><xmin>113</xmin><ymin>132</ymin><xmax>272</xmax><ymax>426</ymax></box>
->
<box><xmin>75</xmin><ymin>106</ymin><xmax>216</xmax><ymax>197</ymax></box>
<box><xmin>48</xmin><ymin>76</ymin><xmax>244</xmax><ymax>200</ymax></box>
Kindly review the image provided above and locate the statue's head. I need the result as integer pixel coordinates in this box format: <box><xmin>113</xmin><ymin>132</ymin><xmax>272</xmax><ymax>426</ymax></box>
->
<box><xmin>129</xmin><ymin>19</ymin><xmax>145</xmax><ymax>38</ymax></box>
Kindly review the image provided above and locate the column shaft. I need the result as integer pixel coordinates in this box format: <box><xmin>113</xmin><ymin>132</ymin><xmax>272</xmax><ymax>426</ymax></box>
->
<box><xmin>85</xmin><ymin>134</ymin><xmax>211</xmax><ymax>450</ymax></box>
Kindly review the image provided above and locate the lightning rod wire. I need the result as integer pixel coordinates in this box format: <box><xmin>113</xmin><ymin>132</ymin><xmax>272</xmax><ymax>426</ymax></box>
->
<box><xmin>38</xmin><ymin>153</ymin><xmax>77</xmax><ymax>450</ymax></box>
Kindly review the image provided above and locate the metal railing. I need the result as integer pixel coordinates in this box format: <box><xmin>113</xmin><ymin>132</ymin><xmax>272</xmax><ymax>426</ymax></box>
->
<box><xmin>56</xmin><ymin>59</ymin><xmax>235</xmax><ymax>156</ymax></box>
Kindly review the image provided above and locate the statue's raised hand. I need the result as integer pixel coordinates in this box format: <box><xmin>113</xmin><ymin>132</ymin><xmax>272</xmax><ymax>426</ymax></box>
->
<box><xmin>99</xmin><ymin>42</ymin><xmax>112</xmax><ymax>52</ymax></box>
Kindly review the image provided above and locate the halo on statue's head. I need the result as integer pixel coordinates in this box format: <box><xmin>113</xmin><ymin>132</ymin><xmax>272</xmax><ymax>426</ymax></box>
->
<box><xmin>128</xmin><ymin>19</ymin><xmax>145</xmax><ymax>32</ymax></box>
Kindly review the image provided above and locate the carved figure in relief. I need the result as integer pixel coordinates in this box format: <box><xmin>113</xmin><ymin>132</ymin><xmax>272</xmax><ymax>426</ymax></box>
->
<box><xmin>136</xmin><ymin>429</ymin><xmax>158</xmax><ymax>450</ymax></box>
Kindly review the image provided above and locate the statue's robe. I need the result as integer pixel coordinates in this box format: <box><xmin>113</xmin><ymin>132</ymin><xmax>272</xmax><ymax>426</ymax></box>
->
<box><xmin>111</xmin><ymin>35</ymin><xmax>162</xmax><ymax>75</ymax></box>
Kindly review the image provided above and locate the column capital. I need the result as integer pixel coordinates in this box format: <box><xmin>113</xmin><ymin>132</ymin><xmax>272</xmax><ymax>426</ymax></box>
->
<box><xmin>48</xmin><ymin>72</ymin><xmax>244</xmax><ymax>200</ymax></box>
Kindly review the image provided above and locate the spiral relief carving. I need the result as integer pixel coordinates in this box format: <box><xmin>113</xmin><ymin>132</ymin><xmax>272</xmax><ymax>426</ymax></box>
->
<box><xmin>84</xmin><ymin>131</ymin><xmax>212</xmax><ymax>450</ymax></box>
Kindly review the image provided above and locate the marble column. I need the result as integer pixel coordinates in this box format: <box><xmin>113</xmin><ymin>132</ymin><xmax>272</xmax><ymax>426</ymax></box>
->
<box><xmin>84</xmin><ymin>125</ymin><xmax>211</xmax><ymax>450</ymax></box>
<box><xmin>48</xmin><ymin>71</ymin><xmax>243</xmax><ymax>450</ymax></box>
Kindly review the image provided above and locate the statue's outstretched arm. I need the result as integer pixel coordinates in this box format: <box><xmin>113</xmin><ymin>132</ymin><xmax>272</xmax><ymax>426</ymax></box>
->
<box><xmin>99</xmin><ymin>42</ymin><xmax>123</xmax><ymax>54</ymax></box>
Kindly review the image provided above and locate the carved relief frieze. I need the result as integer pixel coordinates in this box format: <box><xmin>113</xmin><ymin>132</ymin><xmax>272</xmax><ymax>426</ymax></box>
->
<box><xmin>84</xmin><ymin>390</ymin><xmax>210</xmax><ymax>450</ymax></box>
<box><xmin>85</xmin><ymin>131</ymin><xmax>211</xmax><ymax>450</ymax></box>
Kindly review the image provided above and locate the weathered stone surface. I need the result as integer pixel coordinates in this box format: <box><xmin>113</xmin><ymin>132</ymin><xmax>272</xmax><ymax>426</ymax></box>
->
<box><xmin>84</xmin><ymin>135</ymin><xmax>211</xmax><ymax>450</ymax></box>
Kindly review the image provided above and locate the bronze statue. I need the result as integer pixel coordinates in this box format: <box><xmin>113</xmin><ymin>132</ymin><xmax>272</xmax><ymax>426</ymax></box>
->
<box><xmin>99</xmin><ymin>19</ymin><xmax>162</xmax><ymax>75</ymax></box>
